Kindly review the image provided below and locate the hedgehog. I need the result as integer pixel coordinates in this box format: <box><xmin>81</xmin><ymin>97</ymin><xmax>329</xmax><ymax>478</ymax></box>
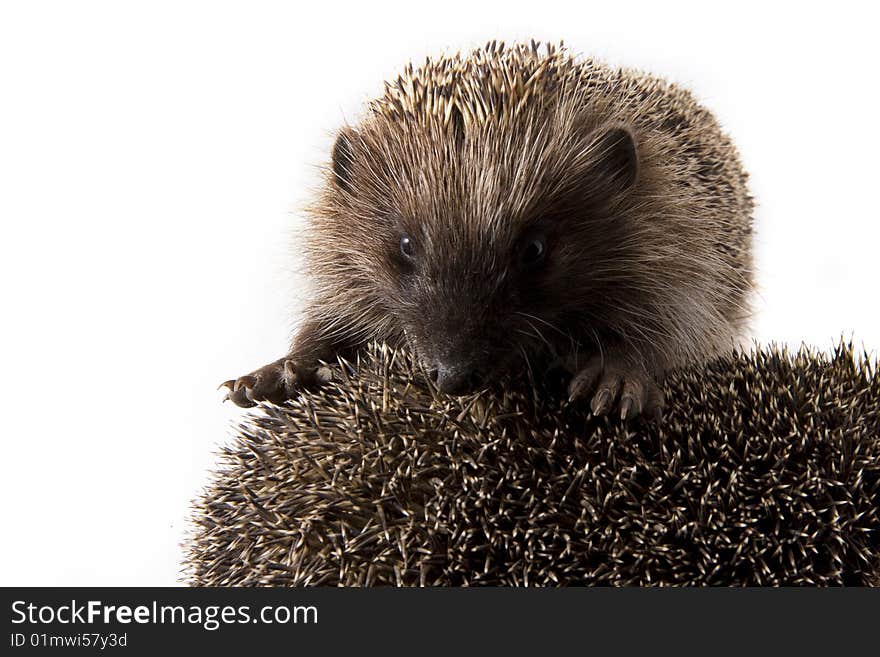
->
<box><xmin>221</xmin><ymin>41</ymin><xmax>754</xmax><ymax>420</ymax></box>
<box><xmin>190</xmin><ymin>341</ymin><xmax>880</xmax><ymax>586</ymax></box>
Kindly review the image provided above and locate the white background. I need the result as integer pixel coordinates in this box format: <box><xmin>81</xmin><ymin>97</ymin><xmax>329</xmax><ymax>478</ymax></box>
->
<box><xmin>1</xmin><ymin>1</ymin><xmax>877</xmax><ymax>586</ymax></box>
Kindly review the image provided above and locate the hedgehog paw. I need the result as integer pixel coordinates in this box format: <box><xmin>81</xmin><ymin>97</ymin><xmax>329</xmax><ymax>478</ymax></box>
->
<box><xmin>220</xmin><ymin>357</ymin><xmax>317</xmax><ymax>408</ymax></box>
<box><xmin>568</xmin><ymin>357</ymin><xmax>664</xmax><ymax>421</ymax></box>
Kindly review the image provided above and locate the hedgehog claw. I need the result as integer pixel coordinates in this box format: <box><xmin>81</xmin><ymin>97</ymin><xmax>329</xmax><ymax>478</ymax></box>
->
<box><xmin>225</xmin><ymin>384</ymin><xmax>257</xmax><ymax>408</ymax></box>
<box><xmin>568</xmin><ymin>362</ymin><xmax>602</xmax><ymax>402</ymax></box>
<box><xmin>591</xmin><ymin>389</ymin><xmax>613</xmax><ymax>416</ymax></box>
<box><xmin>570</xmin><ymin>355</ymin><xmax>663</xmax><ymax>421</ymax></box>
<box><xmin>619</xmin><ymin>395</ymin><xmax>634</xmax><ymax>421</ymax></box>
<box><xmin>222</xmin><ymin>357</ymin><xmax>317</xmax><ymax>408</ymax></box>
<box><xmin>233</xmin><ymin>375</ymin><xmax>256</xmax><ymax>393</ymax></box>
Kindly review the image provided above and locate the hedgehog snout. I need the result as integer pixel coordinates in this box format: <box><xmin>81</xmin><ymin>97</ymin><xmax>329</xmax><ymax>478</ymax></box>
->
<box><xmin>428</xmin><ymin>360</ymin><xmax>484</xmax><ymax>395</ymax></box>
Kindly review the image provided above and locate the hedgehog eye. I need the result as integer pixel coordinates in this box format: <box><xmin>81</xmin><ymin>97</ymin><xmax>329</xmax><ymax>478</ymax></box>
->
<box><xmin>399</xmin><ymin>235</ymin><xmax>415</xmax><ymax>259</ymax></box>
<box><xmin>520</xmin><ymin>235</ymin><xmax>547</xmax><ymax>268</ymax></box>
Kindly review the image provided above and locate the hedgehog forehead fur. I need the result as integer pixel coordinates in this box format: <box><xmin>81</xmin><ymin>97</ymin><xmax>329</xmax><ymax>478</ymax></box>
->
<box><xmin>358</xmin><ymin>42</ymin><xmax>598</xmax><ymax>235</ymax></box>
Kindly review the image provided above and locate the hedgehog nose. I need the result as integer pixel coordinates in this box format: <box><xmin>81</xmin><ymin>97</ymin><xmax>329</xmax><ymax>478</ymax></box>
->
<box><xmin>431</xmin><ymin>362</ymin><xmax>482</xmax><ymax>395</ymax></box>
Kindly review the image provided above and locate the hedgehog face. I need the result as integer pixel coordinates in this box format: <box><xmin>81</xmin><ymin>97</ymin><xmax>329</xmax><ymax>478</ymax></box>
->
<box><xmin>321</xmin><ymin>105</ymin><xmax>639</xmax><ymax>394</ymax></box>
<box><xmin>390</xmin><ymin>219</ymin><xmax>555</xmax><ymax>394</ymax></box>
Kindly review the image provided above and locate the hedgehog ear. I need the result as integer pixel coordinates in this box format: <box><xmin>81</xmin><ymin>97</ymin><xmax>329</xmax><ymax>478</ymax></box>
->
<box><xmin>331</xmin><ymin>128</ymin><xmax>357</xmax><ymax>193</ymax></box>
<box><xmin>587</xmin><ymin>125</ymin><xmax>639</xmax><ymax>196</ymax></box>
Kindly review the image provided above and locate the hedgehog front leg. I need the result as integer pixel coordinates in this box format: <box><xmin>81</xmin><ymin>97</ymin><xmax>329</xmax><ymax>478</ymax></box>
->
<box><xmin>567</xmin><ymin>348</ymin><xmax>665</xmax><ymax>421</ymax></box>
<box><xmin>221</xmin><ymin>318</ymin><xmax>346</xmax><ymax>408</ymax></box>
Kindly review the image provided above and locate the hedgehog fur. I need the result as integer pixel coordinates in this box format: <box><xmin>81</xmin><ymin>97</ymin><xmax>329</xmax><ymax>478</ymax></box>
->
<box><xmin>188</xmin><ymin>340</ymin><xmax>880</xmax><ymax>586</ymax></box>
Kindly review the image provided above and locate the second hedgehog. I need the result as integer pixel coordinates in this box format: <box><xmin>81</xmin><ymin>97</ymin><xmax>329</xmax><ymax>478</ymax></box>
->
<box><xmin>223</xmin><ymin>42</ymin><xmax>754</xmax><ymax>420</ymax></box>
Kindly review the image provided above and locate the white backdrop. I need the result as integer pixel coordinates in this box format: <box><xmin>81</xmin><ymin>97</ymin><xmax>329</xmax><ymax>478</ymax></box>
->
<box><xmin>1</xmin><ymin>0</ymin><xmax>877</xmax><ymax>585</ymax></box>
